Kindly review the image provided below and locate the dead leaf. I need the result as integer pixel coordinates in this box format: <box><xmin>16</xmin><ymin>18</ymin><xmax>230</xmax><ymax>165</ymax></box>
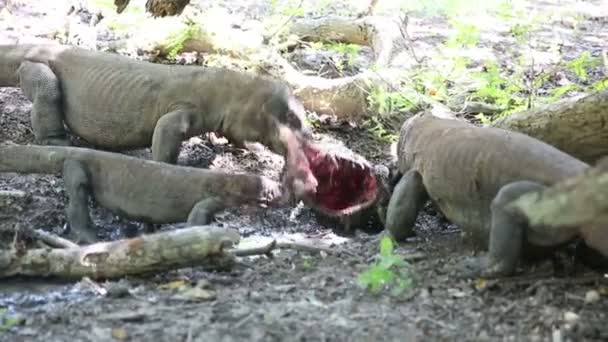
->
<box><xmin>158</xmin><ymin>280</ymin><xmax>188</xmax><ymax>291</ymax></box>
<box><xmin>172</xmin><ymin>287</ymin><xmax>217</xmax><ymax>302</ymax></box>
<box><xmin>111</xmin><ymin>327</ymin><xmax>129</xmax><ymax>340</ymax></box>
<box><xmin>475</xmin><ymin>278</ymin><xmax>488</xmax><ymax>290</ymax></box>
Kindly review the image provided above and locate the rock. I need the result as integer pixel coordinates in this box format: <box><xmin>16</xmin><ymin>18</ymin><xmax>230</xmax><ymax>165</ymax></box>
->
<box><xmin>584</xmin><ymin>290</ymin><xmax>600</xmax><ymax>304</ymax></box>
<box><xmin>563</xmin><ymin>311</ymin><xmax>579</xmax><ymax>326</ymax></box>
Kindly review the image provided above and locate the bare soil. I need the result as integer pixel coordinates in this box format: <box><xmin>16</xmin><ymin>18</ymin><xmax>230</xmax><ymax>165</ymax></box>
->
<box><xmin>1</xmin><ymin>1</ymin><xmax>607</xmax><ymax>341</ymax></box>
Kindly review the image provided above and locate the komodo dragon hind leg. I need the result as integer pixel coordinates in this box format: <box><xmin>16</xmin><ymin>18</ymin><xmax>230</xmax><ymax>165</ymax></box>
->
<box><xmin>63</xmin><ymin>159</ymin><xmax>99</xmax><ymax>244</ymax></box>
<box><xmin>186</xmin><ymin>197</ymin><xmax>226</xmax><ymax>226</ymax></box>
<box><xmin>385</xmin><ymin>170</ymin><xmax>429</xmax><ymax>241</ymax></box>
<box><xmin>151</xmin><ymin>107</ymin><xmax>204</xmax><ymax>164</ymax></box>
<box><xmin>457</xmin><ymin>181</ymin><xmax>545</xmax><ymax>279</ymax></box>
<box><xmin>18</xmin><ymin>61</ymin><xmax>70</xmax><ymax>146</ymax></box>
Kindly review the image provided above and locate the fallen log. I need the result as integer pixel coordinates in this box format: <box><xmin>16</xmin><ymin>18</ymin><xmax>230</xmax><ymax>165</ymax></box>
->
<box><xmin>0</xmin><ymin>226</ymin><xmax>239</xmax><ymax>280</ymax></box>
<box><xmin>506</xmin><ymin>157</ymin><xmax>608</xmax><ymax>251</ymax></box>
<box><xmin>491</xmin><ymin>89</ymin><xmax>608</xmax><ymax>164</ymax></box>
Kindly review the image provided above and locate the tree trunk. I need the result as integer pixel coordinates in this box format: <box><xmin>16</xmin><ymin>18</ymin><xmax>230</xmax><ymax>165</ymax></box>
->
<box><xmin>115</xmin><ymin>0</ymin><xmax>190</xmax><ymax>17</ymax></box>
<box><xmin>0</xmin><ymin>226</ymin><xmax>239</xmax><ymax>280</ymax></box>
<box><xmin>491</xmin><ymin>89</ymin><xmax>608</xmax><ymax>164</ymax></box>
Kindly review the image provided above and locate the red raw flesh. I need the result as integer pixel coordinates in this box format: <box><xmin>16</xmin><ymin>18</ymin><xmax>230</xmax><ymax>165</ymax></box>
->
<box><xmin>303</xmin><ymin>144</ymin><xmax>377</xmax><ymax>214</ymax></box>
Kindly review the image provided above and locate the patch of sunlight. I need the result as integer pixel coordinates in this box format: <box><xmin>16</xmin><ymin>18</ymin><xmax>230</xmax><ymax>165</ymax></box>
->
<box><xmin>372</xmin><ymin>0</ymin><xmax>531</xmax><ymax>17</ymax></box>
<box><xmin>199</xmin><ymin>7</ymin><xmax>265</xmax><ymax>53</ymax></box>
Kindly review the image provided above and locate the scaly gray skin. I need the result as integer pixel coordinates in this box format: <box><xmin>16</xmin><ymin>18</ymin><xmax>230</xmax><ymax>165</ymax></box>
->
<box><xmin>385</xmin><ymin>113</ymin><xmax>590</xmax><ymax>278</ymax></box>
<box><xmin>0</xmin><ymin>144</ymin><xmax>286</xmax><ymax>244</ymax></box>
<box><xmin>0</xmin><ymin>44</ymin><xmax>317</xmax><ymax>197</ymax></box>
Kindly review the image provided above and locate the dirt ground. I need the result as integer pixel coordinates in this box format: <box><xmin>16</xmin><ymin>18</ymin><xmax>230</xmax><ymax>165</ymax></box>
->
<box><xmin>1</xmin><ymin>0</ymin><xmax>607</xmax><ymax>341</ymax></box>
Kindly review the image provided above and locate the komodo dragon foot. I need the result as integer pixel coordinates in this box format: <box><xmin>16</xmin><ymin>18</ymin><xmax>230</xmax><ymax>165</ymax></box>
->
<box><xmin>454</xmin><ymin>255</ymin><xmax>516</xmax><ymax>279</ymax></box>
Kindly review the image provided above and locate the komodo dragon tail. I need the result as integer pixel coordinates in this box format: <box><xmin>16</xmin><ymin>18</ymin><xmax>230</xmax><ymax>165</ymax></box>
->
<box><xmin>0</xmin><ymin>144</ymin><xmax>72</xmax><ymax>174</ymax></box>
<box><xmin>0</xmin><ymin>44</ymin><xmax>36</xmax><ymax>87</ymax></box>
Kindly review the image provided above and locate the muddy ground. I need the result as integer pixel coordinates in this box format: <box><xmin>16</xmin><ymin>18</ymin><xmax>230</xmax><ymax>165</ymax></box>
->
<box><xmin>1</xmin><ymin>0</ymin><xmax>608</xmax><ymax>341</ymax></box>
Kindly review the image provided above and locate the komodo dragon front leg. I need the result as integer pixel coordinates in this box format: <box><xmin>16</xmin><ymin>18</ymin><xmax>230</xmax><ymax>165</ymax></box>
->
<box><xmin>151</xmin><ymin>105</ymin><xmax>205</xmax><ymax>164</ymax></box>
<box><xmin>385</xmin><ymin>170</ymin><xmax>429</xmax><ymax>241</ymax></box>
<box><xmin>460</xmin><ymin>180</ymin><xmax>548</xmax><ymax>278</ymax></box>
<box><xmin>18</xmin><ymin>61</ymin><xmax>71</xmax><ymax>146</ymax></box>
<box><xmin>386</xmin><ymin>174</ymin><xmax>562</xmax><ymax>278</ymax></box>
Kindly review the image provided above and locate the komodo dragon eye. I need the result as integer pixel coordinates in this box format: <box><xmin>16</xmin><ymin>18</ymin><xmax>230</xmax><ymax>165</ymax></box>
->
<box><xmin>300</xmin><ymin>143</ymin><xmax>380</xmax><ymax>229</ymax></box>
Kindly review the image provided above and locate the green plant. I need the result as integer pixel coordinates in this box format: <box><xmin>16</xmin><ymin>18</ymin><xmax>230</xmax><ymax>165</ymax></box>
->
<box><xmin>445</xmin><ymin>21</ymin><xmax>480</xmax><ymax>48</ymax></box>
<box><xmin>509</xmin><ymin>23</ymin><xmax>535</xmax><ymax>43</ymax></box>
<box><xmin>472</xmin><ymin>60</ymin><xmax>525</xmax><ymax>110</ymax></box>
<box><xmin>270</xmin><ymin>0</ymin><xmax>305</xmax><ymax>17</ymax></box>
<box><xmin>591</xmin><ymin>78</ymin><xmax>608</xmax><ymax>92</ymax></box>
<box><xmin>367</xmin><ymin>86</ymin><xmax>419</xmax><ymax>117</ymax></box>
<box><xmin>567</xmin><ymin>52</ymin><xmax>601</xmax><ymax>82</ymax></box>
<box><xmin>358</xmin><ymin>236</ymin><xmax>412</xmax><ymax>295</ymax></box>
<box><xmin>545</xmin><ymin>84</ymin><xmax>582</xmax><ymax>103</ymax></box>
<box><xmin>325</xmin><ymin>42</ymin><xmax>361</xmax><ymax>69</ymax></box>
<box><xmin>0</xmin><ymin>309</ymin><xmax>21</xmax><ymax>332</ymax></box>
<box><xmin>301</xmin><ymin>257</ymin><xmax>315</xmax><ymax>270</ymax></box>
<box><xmin>164</xmin><ymin>22</ymin><xmax>200</xmax><ymax>59</ymax></box>
<box><xmin>474</xmin><ymin>112</ymin><xmax>493</xmax><ymax>125</ymax></box>
<box><xmin>362</xmin><ymin>116</ymin><xmax>397</xmax><ymax>143</ymax></box>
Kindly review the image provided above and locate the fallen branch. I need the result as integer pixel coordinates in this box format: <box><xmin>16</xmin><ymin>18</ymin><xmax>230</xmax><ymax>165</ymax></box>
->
<box><xmin>0</xmin><ymin>226</ymin><xmax>240</xmax><ymax>280</ymax></box>
<box><xmin>19</xmin><ymin>225</ymin><xmax>79</xmax><ymax>249</ymax></box>
<box><xmin>230</xmin><ymin>239</ymin><xmax>345</xmax><ymax>257</ymax></box>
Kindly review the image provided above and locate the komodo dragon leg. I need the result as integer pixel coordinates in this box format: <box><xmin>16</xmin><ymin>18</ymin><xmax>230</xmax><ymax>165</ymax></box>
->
<box><xmin>186</xmin><ymin>198</ymin><xmax>226</xmax><ymax>226</ymax></box>
<box><xmin>151</xmin><ymin>106</ymin><xmax>204</xmax><ymax>164</ymax></box>
<box><xmin>62</xmin><ymin>159</ymin><xmax>100</xmax><ymax>244</ymax></box>
<box><xmin>385</xmin><ymin>170</ymin><xmax>429</xmax><ymax>241</ymax></box>
<box><xmin>18</xmin><ymin>61</ymin><xmax>70</xmax><ymax>146</ymax></box>
<box><xmin>459</xmin><ymin>181</ymin><xmax>546</xmax><ymax>278</ymax></box>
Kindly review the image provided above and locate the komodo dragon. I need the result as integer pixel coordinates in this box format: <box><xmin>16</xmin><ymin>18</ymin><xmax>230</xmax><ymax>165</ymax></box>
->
<box><xmin>384</xmin><ymin>113</ymin><xmax>595</xmax><ymax>278</ymax></box>
<box><xmin>0</xmin><ymin>44</ymin><xmax>317</xmax><ymax>198</ymax></box>
<box><xmin>0</xmin><ymin>144</ymin><xmax>287</xmax><ymax>244</ymax></box>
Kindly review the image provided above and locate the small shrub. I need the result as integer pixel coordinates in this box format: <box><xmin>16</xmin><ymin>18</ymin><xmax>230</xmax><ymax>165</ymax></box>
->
<box><xmin>567</xmin><ymin>52</ymin><xmax>601</xmax><ymax>82</ymax></box>
<box><xmin>358</xmin><ymin>236</ymin><xmax>413</xmax><ymax>296</ymax></box>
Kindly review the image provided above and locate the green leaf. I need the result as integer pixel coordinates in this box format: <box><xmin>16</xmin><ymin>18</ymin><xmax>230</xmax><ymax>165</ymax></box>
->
<box><xmin>591</xmin><ymin>79</ymin><xmax>608</xmax><ymax>92</ymax></box>
<box><xmin>379</xmin><ymin>236</ymin><xmax>394</xmax><ymax>257</ymax></box>
<box><xmin>357</xmin><ymin>266</ymin><xmax>396</xmax><ymax>293</ymax></box>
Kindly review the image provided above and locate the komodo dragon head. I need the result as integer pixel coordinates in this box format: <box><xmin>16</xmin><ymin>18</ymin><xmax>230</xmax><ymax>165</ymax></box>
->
<box><xmin>221</xmin><ymin>80</ymin><xmax>390</xmax><ymax>230</ymax></box>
